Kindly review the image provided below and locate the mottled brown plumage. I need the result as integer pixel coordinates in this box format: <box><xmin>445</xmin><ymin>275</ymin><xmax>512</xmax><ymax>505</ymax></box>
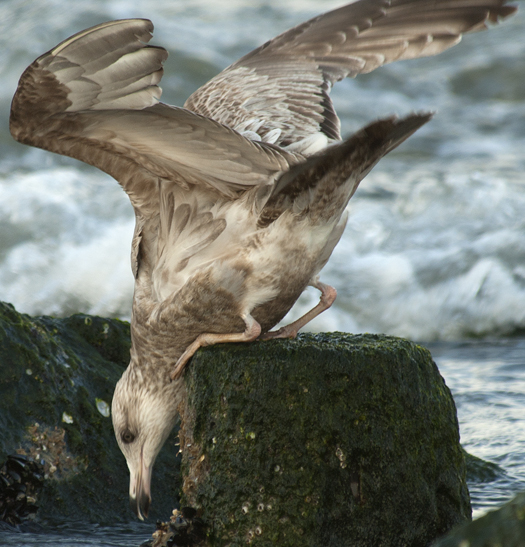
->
<box><xmin>10</xmin><ymin>0</ymin><xmax>515</xmax><ymax>520</ymax></box>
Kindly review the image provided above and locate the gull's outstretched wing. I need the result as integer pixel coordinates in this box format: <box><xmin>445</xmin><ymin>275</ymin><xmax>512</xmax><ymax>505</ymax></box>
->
<box><xmin>9</xmin><ymin>19</ymin><xmax>299</xmax><ymax>218</ymax></box>
<box><xmin>185</xmin><ymin>0</ymin><xmax>516</xmax><ymax>149</ymax></box>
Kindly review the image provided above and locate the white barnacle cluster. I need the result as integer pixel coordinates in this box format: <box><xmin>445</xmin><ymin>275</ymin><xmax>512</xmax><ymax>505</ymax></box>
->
<box><xmin>241</xmin><ymin>491</ymin><xmax>274</xmax><ymax>543</ymax></box>
<box><xmin>246</xmin><ymin>525</ymin><xmax>263</xmax><ymax>543</ymax></box>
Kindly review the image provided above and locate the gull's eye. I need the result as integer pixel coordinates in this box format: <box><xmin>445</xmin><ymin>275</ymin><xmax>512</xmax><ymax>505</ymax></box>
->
<box><xmin>121</xmin><ymin>429</ymin><xmax>135</xmax><ymax>444</ymax></box>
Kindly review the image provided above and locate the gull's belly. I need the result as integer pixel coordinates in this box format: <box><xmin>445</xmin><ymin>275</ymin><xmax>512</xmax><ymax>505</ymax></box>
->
<box><xmin>143</xmin><ymin>213</ymin><xmax>339</xmax><ymax>345</ymax></box>
<box><xmin>241</xmin><ymin>217</ymin><xmax>337</xmax><ymax>331</ymax></box>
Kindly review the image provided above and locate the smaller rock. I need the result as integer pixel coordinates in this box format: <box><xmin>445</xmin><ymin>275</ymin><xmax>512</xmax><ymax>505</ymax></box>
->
<box><xmin>463</xmin><ymin>449</ymin><xmax>506</xmax><ymax>484</ymax></box>
<box><xmin>432</xmin><ymin>491</ymin><xmax>525</xmax><ymax>546</ymax></box>
<box><xmin>0</xmin><ymin>301</ymin><xmax>181</xmax><ymax>523</ymax></box>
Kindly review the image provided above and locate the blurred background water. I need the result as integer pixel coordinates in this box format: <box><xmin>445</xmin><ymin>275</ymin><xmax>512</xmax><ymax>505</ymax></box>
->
<box><xmin>0</xmin><ymin>0</ymin><xmax>524</xmax><ymax>544</ymax></box>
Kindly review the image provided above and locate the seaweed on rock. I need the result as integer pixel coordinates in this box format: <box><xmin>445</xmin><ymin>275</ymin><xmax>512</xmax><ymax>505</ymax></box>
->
<box><xmin>0</xmin><ymin>301</ymin><xmax>180</xmax><ymax>524</ymax></box>
<box><xmin>178</xmin><ymin>333</ymin><xmax>471</xmax><ymax>547</ymax></box>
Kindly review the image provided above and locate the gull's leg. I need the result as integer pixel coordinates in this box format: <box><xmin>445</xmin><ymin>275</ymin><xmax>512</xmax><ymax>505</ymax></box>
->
<box><xmin>171</xmin><ymin>313</ymin><xmax>261</xmax><ymax>380</ymax></box>
<box><xmin>260</xmin><ymin>277</ymin><xmax>336</xmax><ymax>341</ymax></box>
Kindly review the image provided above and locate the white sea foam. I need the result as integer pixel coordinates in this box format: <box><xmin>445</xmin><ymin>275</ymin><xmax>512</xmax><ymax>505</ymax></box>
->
<box><xmin>0</xmin><ymin>167</ymin><xmax>135</xmax><ymax>317</ymax></box>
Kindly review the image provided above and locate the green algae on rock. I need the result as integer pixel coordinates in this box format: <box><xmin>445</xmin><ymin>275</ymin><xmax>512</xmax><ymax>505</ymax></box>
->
<box><xmin>432</xmin><ymin>491</ymin><xmax>525</xmax><ymax>547</ymax></box>
<box><xmin>463</xmin><ymin>448</ymin><xmax>506</xmax><ymax>485</ymax></box>
<box><xmin>0</xmin><ymin>301</ymin><xmax>472</xmax><ymax>541</ymax></box>
<box><xmin>178</xmin><ymin>332</ymin><xmax>471</xmax><ymax>547</ymax></box>
<box><xmin>0</xmin><ymin>301</ymin><xmax>180</xmax><ymax>524</ymax></box>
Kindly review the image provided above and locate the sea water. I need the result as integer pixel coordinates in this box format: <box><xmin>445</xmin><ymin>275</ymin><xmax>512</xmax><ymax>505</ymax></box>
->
<box><xmin>0</xmin><ymin>0</ymin><xmax>524</xmax><ymax>544</ymax></box>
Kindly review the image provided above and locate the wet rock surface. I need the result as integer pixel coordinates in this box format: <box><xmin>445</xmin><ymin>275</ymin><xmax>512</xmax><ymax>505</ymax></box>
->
<box><xmin>2</xmin><ymin>300</ymin><xmax>473</xmax><ymax>544</ymax></box>
<box><xmin>464</xmin><ymin>449</ymin><xmax>506</xmax><ymax>485</ymax></box>
<box><xmin>178</xmin><ymin>333</ymin><xmax>471</xmax><ymax>547</ymax></box>
<box><xmin>0</xmin><ymin>301</ymin><xmax>180</xmax><ymax>524</ymax></box>
<box><xmin>432</xmin><ymin>491</ymin><xmax>525</xmax><ymax>546</ymax></box>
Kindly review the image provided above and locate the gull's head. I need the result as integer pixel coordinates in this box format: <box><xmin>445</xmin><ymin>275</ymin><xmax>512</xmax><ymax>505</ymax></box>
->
<box><xmin>112</xmin><ymin>366</ymin><xmax>182</xmax><ymax>520</ymax></box>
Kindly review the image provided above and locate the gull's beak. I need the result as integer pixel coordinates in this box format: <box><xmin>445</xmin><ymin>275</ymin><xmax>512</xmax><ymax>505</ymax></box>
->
<box><xmin>129</xmin><ymin>449</ymin><xmax>152</xmax><ymax>521</ymax></box>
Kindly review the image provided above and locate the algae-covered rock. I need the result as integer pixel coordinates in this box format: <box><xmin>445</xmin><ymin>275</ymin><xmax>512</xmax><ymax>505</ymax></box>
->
<box><xmin>1</xmin><ymin>301</ymin><xmax>471</xmax><ymax>543</ymax></box>
<box><xmin>432</xmin><ymin>491</ymin><xmax>525</xmax><ymax>546</ymax></box>
<box><xmin>463</xmin><ymin>449</ymin><xmax>506</xmax><ymax>484</ymax></box>
<box><xmin>179</xmin><ymin>332</ymin><xmax>471</xmax><ymax>547</ymax></box>
<box><xmin>0</xmin><ymin>301</ymin><xmax>180</xmax><ymax>524</ymax></box>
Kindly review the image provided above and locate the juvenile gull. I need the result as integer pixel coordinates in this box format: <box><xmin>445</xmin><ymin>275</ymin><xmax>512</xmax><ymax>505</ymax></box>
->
<box><xmin>10</xmin><ymin>0</ymin><xmax>516</xmax><ymax>520</ymax></box>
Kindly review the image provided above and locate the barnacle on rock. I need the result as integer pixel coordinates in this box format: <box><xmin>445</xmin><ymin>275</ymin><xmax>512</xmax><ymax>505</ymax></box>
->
<box><xmin>18</xmin><ymin>423</ymin><xmax>87</xmax><ymax>480</ymax></box>
<box><xmin>147</xmin><ymin>507</ymin><xmax>206</xmax><ymax>547</ymax></box>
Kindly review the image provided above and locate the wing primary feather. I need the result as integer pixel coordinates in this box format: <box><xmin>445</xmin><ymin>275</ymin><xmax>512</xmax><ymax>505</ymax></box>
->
<box><xmin>186</xmin><ymin>0</ymin><xmax>515</xmax><ymax>149</ymax></box>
